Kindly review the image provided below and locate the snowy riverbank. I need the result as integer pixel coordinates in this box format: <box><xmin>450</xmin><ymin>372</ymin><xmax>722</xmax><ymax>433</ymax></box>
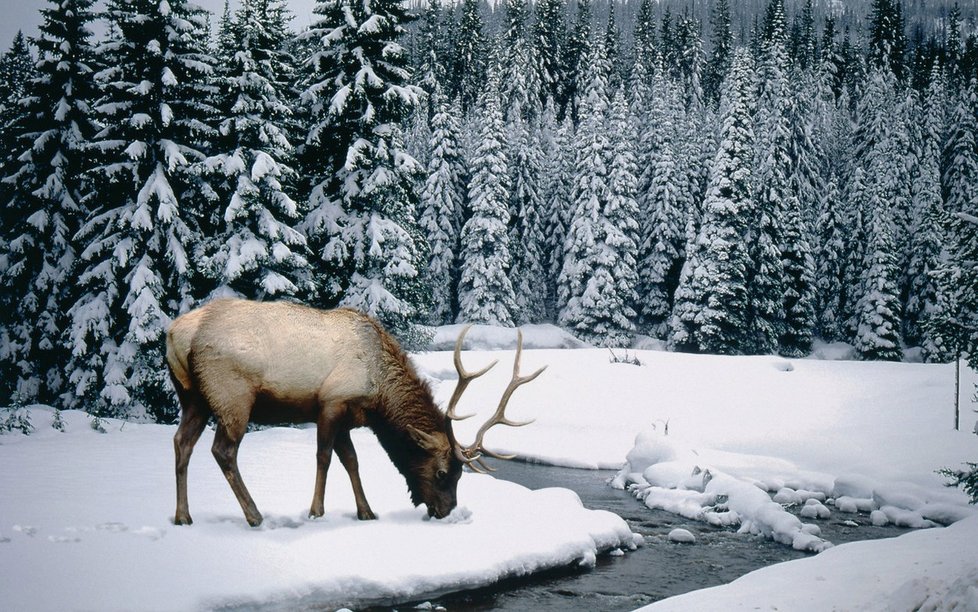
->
<box><xmin>1</xmin><ymin>332</ymin><xmax>976</xmax><ymax>610</ymax></box>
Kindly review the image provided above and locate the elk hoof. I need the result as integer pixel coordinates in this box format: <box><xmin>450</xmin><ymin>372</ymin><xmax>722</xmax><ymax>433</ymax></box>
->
<box><xmin>174</xmin><ymin>513</ymin><xmax>193</xmax><ymax>526</ymax></box>
<box><xmin>309</xmin><ymin>506</ymin><xmax>325</xmax><ymax>520</ymax></box>
<box><xmin>358</xmin><ymin>509</ymin><xmax>377</xmax><ymax>521</ymax></box>
<box><xmin>246</xmin><ymin>513</ymin><xmax>263</xmax><ymax>527</ymax></box>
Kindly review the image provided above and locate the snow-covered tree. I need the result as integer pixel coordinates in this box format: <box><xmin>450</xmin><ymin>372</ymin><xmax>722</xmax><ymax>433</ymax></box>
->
<box><xmin>506</xmin><ymin>110</ymin><xmax>547</xmax><ymax>324</ymax></box>
<box><xmin>533</xmin><ymin>0</ymin><xmax>565</xmax><ymax>108</ymax></box>
<box><xmin>451</xmin><ymin>0</ymin><xmax>487</xmax><ymax>113</ymax></box>
<box><xmin>747</xmin><ymin>0</ymin><xmax>795</xmax><ymax>355</ymax></box>
<box><xmin>299</xmin><ymin>0</ymin><xmax>429</xmax><ymax>346</ymax></box>
<box><xmin>202</xmin><ymin>0</ymin><xmax>312</xmax><ymax>302</ymax></box>
<box><xmin>500</xmin><ymin>0</ymin><xmax>540</xmax><ymax>122</ymax></box>
<box><xmin>0</xmin><ymin>31</ymin><xmax>35</xmax><ymax>177</ymax></box>
<box><xmin>420</xmin><ymin>94</ymin><xmax>465</xmax><ymax>324</ymax></box>
<box><xmin>779</xmin><ymin>193</ymin><xmax>817</xmax><ymax>357</ymax></box>
<box><xmin>670</xmin><ymin>49</ymin><xmax>755</xmax><ymax>354</ymax></box>
<box><xmin>557</xmin><ymin>41</ymin><xmax>639</xmax><ymax>347</ymax></box>
<box><xmin>853</xmin><ymin>187</ymin><xmax>903</xmax><ymax>361</ymax></box>
<box><xmin>592</xmin><ymin>88</ymin><xmax>641</xmax><ymax>344</ymax></box>
<box><xmin>635</xmin><ymin>64</ymin><xmax>687</xmax><ymax>338</ymax></box>
<box><xmin>457</xmin><ymin>67</ymin><xmax>517</xmax><ymax>326</ymax></box>
<box><xmin>942</xmin><ymin>82</ymin><xmax>978</xmax><ymax>217</ymax></box>
<box><xmin>562</xmin><ymin>0</ymin><xmax>591</xmax><ymax>122</ymax></box>
<box><xmin>66</xmin><ymin>0</ymin><xmax>218</xmax><ymax>420</ymax></box>
<box><xmin>0</xmin><ymin>0</ymin><xmax>99</xmax><ymax>406</ymax></box>
<box><xmin>703</xmin><ymin>0</ymin><xmax>732</xmax><ymax>107</ymax></box>
<box><xmin>905</xmin><ymin>72</ymin><xmax>946</xmax><ymax>351</ymax></box>
<box><xmin>539</xmin><ymin>100</ymin><xmax>574</xmax><ymax>320</ymax></box>
<box><xmin>814</xmin><ymin>176</ymin><xmax>845</xmax><ymax>342</ymax></box>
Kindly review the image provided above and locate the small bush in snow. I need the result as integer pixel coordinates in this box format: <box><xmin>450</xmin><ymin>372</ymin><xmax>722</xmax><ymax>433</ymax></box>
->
<box><xmin>608</xmin><ymin>349</ymin><xmax>642</xmax><ymax>366</ymax></box>
<box><xmin>939</xmin><ymin>463</ymin><xmax>978</xmax><ymax>504</ymax></box>
<box><xmin>90</xmin><ymin>415</ymin><xmax>107</xmax><ymax>434</ymax></box>
<box><xmin>51</xmin><ymin>410</ymin><xmax>65</xmax><ymax>433</ymax></box>
<box><xmin>0</xmin><ymin>407</ymin><xmax>34</xmax><ymax>435</ymax></box>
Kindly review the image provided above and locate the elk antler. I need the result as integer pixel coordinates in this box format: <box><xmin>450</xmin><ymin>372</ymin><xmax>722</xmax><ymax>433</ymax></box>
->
<box><xmin>449</xmin><ymin>328</ymin><xmax>547</xmax><ymax>473</ymax></box>
<box><xmin>446</xmin><ymin>326</ymin><xmax>498</xmax><ymax>422</ymax></box>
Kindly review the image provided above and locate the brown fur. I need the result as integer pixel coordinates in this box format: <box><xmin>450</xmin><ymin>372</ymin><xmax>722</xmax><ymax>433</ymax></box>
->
<box><xmin>168</xmin><ymin>298</ymin><xmax>463</xmax><ymax>527</ymax></box>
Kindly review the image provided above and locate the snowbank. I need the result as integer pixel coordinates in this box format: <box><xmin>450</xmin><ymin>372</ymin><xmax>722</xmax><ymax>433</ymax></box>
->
<box><xmin>610</xmin><ymin>426</ymin><xmax>976</xmax><ymax>553</ymax></box>
<box><xmin>0</xmin><ymin>410</ymin><xmax>637</xmax><ymax>611</ymax></box>
<box><xmin>638</xmin><ymin>513</ymin><xmax>978</xmax><ymax>612</ymax></box>
<box><xmin>427</xmin><ymin>322</ymin><xmax>589</xmax><ymax>351</ymax></box>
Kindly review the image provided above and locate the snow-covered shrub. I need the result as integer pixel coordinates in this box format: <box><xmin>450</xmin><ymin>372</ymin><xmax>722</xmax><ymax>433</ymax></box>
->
<box><xmin>90</xmin><ymin>415</ymin><xmax>107</xmax><ymax>434</ymax></box>
<box><xmin>51</xmin><ymin>409</ymin><xmax>65</xmax><ymax>433</ymax></box>
<box><xmin>940</xmin><ymin>463</ymin><xmax>978</xmax><ymax>504</ymax></box>
<box><xmin>608</xmin><ymin>349</ymin><xmax>643</xmax><ymax>366</ymax></box>
<box><xmin>0</xmin><ymin>406</ymin><xmax>33</xmax><ymax>435</ymax></box>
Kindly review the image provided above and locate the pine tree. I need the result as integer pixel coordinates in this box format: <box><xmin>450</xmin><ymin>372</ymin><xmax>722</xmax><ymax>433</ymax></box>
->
<box><xmin>67</xmin><ymin>0</ymin><xmax>218</xmax><ymax>420</ymax></box>
<box><xmin>203</xmin><ymin>0</ymin><xmax>312</xmax><ymax>302</ymax></box>
<box><xmin>780</xmin><ymin>194</ymin><xmax>817</xmax><ymax>356</ymax></box>
<box><xmin>0</xmin><ymin>32</ymin><xmax>36</xmax><ymax>267</ymax></box>
<box><xmin>703</xmin><ymin>0</ymin><xmax>732</xmax><ymax>107</ymax></box>
<box><xmin>670</xmin><ymin>49</ymin><xmax>755</xmax><ymax>355</ymax></box>
<box><xmin>539</xmin><ymin>100</ymin><xmax>574</xmax><ymax>321</ymax></box>
<box><xmin>603</xmin><ymin>0</ymin><xmax>623</xmax><ymax>92</ymax></box>
<box><xmin>500</xmin><ymin>0</ymin><xmax>540</xmax><ymax>121</ymax></box>
<box><xmin>814</xmin><ymin>176</ymin><xmax>845</xmax><ymax>342</ymax></box>
<box><xmin>792</xmin><ymin>0</ymin><xmax>817</xmax><ymax>71</ymax></box>
<box><xmin>506</xmin><ymin>107</ymin><xmax>547</xmax><ymax>324</ymax></box>
<box><xmin>942</xmin><ymin>83</ymin><xmax>978</xmax><ymax>217</ymax></box>
<box><xmin>867</xmin><ymin>0</ymin><xmax>906</xmax><ymax>81</ymax></box>
<box><xmin>420</xmin><ymin>94</ymin><xmax>465</xmax><ymax>324</ymax></box>
<box><xmin>534</xmin><ymin>0</ymin><xmax>565</xmax><ymax>108</ymax></box>
<box><xmin>0</xmin><ymin>0</ymin><xmax>99</xmax><ymax>406</ymax></box>
<box><xmin>597</xmin><ymin>88</ymin><xmax>641</xmax><ymax>343</ymax></box>
<box><xmin>299</xmin><ymin>0</ymin><xmax>429</xmax><ymax>346</ymax></box>
<box><xmin>558</xmin><ymin>41</ymin><xmax>639</xmax><ymax>347</ymax></box>
<box><xmin>0</xmin><ymin>32</ymin><xmax>35</xmax><ymax>174</ymax></box>
<box><xmin>848</xmin><ymin>66</ymin><xmax>905</xmax><ymax>360</ymax></box>
<box><xmin>452</xmin><ymin>0</ymin><xmax>488</xmax><ymax>113</ymax></box>
<box><xmin>563</xmin><ymin>0</ymin><xmax>592</xmax><ymax>122</ymax></box>
<box><xmin>840</xmin><ymin>165</ymin><xmax>871</xmax><ymax>339</ymax></box>
<box><xmin>636</xmin><ymin>64</ymin><xmax>686</xmax><ymax>338</ymax></box>
<box><xmin>853</xmin><ymin>187</ymin><xmax>903</xmax><ymax>361</ymax></box>
<box><xmin>559</xmin><ymin>40</ymin><xmax>610</xmax><ymax>337</ymax></box>
<box><xmin>749</xmin><ymin>0</ymin><xmax>791</xmax><ymax>355</ymax></box>
<box><xmin>458</xmin><ymin>65</ymin><xmax>516</xmax><ymax>326</ymax></box>
<box><xmin>905</xmin><ymin>71</ymin><xmax>945</xmax><ymax>349</ymax></box>
<box><xmin>674</xmin><ymin>14</ymin><xmax>704</xmax><ymax>111</ymax></box>
<box><xmin>632</xmin><ymin>0</ymin><xmax>656</xmax><ymax>88</ymax></box>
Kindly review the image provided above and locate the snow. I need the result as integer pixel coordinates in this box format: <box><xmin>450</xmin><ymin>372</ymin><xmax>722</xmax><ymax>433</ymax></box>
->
<box><xmin>0</xmin><ymin>410</ymin><xmax>637</xmax><ymax>611</ymax></box>
<box><xmin>639</xmin><ymin>514</ymin><xmax>978</xmax><ymax>612</ymax></box>
<box><xmin>2</xmin><ymin>323</ymin><xmax>977</xmax><ymax>610</ymax></box>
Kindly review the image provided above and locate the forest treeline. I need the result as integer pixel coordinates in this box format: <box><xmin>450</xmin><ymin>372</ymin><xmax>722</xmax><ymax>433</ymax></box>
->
<box><xmin>1</xmin><ymin>0</ymin><xmax>977</xmax><ymax>424</ymax></box>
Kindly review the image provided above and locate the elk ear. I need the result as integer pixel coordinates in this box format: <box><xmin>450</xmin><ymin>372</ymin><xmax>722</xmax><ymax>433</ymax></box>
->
<box><xmin>406</xmin><ymin>425</ymin><xmax>447</xmax><ymax>452</ymax></box>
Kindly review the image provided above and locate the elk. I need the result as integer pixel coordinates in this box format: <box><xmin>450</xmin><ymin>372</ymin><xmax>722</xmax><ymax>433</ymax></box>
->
<box><xmin>166</xmin><ymin>298</ymin><xmax>544</xmax><ymax>527</ymax></box>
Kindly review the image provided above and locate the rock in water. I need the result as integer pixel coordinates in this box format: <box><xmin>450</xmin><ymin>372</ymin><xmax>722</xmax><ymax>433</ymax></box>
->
<box><xmin>668</xmin><ymin>528</ymin><xmax>696</xmax><ymax>544</ymax></box>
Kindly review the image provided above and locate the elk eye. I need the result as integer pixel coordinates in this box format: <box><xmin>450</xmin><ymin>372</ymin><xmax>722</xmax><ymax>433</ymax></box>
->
<box><xmin>436</xmin><ymin>469</ymin><xmax>447</xmax><ymax>481</ymax></box>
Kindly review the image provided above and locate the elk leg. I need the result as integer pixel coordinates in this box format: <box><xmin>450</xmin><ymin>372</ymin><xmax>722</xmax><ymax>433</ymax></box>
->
<box><xmin>172</xmin><ymin>386</ymin><xmax>210</xmax><ymax>526</ymax></box>
<box><xmin>309</xmin><ymin>409</ymin><xmax>338</xmax><ymax>519</ymax></box>
<box><xmin>334</xmin><ymin>430</ymin><xmax>376</xmax><ymax>520</ymax></box>
<box><xmin>212</xmin><ymin>420</ymin><xmax>263</xmax><ymax>527</ymax></box>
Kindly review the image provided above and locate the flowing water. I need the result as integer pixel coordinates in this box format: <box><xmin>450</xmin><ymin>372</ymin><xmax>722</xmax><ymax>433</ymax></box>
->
<box><xmin>385</xmin><ymin>460</ymin><xmax>913</xmax><ymax>612</ymax></box>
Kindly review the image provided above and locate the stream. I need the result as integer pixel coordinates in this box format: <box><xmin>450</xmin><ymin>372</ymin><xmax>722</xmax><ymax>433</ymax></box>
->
<box><xmin>386</xmin><ymin>460</ymin><xmax>913</xmax><ymax>612</ymax></box>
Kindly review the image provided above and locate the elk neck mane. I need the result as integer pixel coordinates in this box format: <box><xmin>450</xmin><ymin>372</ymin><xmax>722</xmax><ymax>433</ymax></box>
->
<box><xmin>353</xmin><ymin>312</ymin><xmax>448</xmax><ymax>505</ymax></box>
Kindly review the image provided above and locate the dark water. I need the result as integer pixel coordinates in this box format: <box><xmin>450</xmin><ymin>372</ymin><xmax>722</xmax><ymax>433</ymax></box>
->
<box><xmin>386</xmin><ymin>460</ymin><xmax>913</xmax><ymax>612</ymax></box>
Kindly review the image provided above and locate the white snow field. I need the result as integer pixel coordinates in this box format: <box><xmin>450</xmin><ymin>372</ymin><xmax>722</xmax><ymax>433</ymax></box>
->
<box><xmin>1</xmin><ymin>326</ymin><xmax>977</xmax><ymax>610</ymax></box>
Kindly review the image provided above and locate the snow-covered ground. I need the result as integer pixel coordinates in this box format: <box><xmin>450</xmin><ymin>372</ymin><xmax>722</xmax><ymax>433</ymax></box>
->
<box><xmin>1</xmin><ymin>325</ymin><xmax>977</xmax><ymax>610</ymax></box>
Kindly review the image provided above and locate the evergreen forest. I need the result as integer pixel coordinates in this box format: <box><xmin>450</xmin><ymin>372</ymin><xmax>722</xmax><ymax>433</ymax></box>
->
<box><xmin>2</xmin><ymin>0</ymin><xmax>978</xmax><ymax>424</ymax></box>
